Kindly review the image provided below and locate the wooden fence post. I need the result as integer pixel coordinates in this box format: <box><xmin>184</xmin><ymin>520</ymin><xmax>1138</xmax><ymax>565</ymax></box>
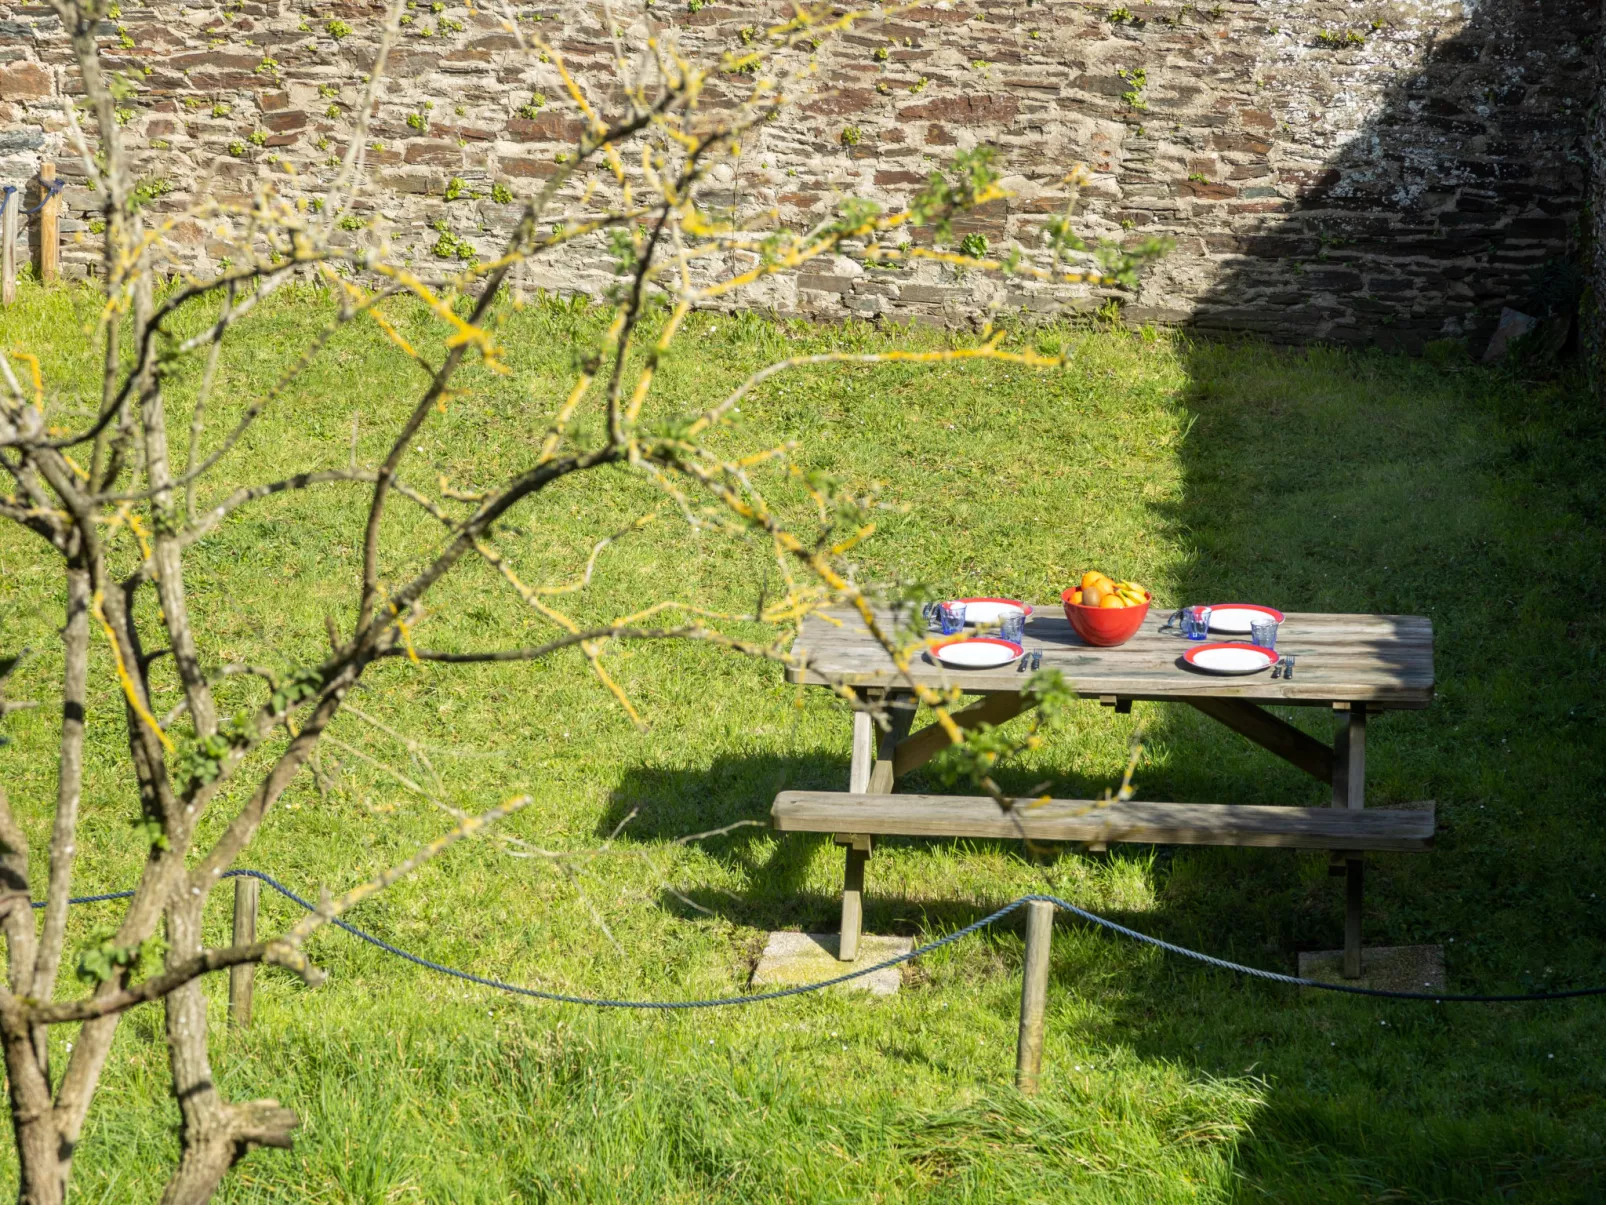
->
<box><xmin>228</xmin><ymin>876</ymin><xmax>259</xmax><ymax>1030</ymax></box>
<box><xmin>37</xmin><ymin>162</ymin><xmax>58</xmax><ymax>284</ymax></box>
<box><xmin>1015</xmin><ymin>899</ymin><xmax>1054</xmax><ymax>1094</ymax></box>
<box><xmin>1</xmin><ymin>187</ymin><xmax>16</xmax><ymax>306</ymax></box>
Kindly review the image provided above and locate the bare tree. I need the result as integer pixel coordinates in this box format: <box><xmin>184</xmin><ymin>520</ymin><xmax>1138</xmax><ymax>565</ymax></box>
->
<box><xmin>0</xmin><ymin>3</ymin><xmax>1160</xmax><ymax>1201</ymax></box>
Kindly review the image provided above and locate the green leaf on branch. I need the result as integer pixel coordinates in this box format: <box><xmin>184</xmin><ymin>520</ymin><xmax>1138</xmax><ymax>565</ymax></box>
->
<box><xmin>928</xmin><ymin>669</ymin><xmax>1077</xmax><ymax>790</ymax></box>
<box><xmin>911</xmin><ymin>147</ymin><xmax>1000</xmax><ymax>242</ymax></box>
<box><xmin>75</xmin><ymin>931</ymin><xmax>166</xmax><ymax>986</ymax></box>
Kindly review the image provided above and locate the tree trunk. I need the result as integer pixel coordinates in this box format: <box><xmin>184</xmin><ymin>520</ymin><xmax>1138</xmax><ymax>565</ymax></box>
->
<box><xmin>31</xmin><ymin>560</ymin><xmax>90</xmax><ymax>1072</ymax></box>
<box><xmin>3</xmin><ymin>1017</ymin><xmax>66</xmax><ymax>1205</ymax></box>
<box><xmin>160</xmin><ymin>900</ymin><xmax>296</xmax><ymax>1205</ymax></box>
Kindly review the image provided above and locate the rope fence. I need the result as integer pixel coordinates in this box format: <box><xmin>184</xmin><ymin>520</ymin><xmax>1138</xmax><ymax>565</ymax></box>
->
<box><xmin>37</xmin><ymin>870</ymin><xmax>1606</xmax><ymax>1008</ymax></box>
<box><xmin>0</xmin><ymin>176</ymin><xmax>64</xmax><ymax>218</ymax></box>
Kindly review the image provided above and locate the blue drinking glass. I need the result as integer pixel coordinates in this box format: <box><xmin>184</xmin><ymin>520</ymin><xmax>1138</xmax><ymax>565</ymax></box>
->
<box><xmin>939</xmin><ymin>601</ymin><xmax>967</xmax><ymax>635</ymax></box>
<box><xmin>1182</xmin><ymin>605</ymin><xmax>1212</xmax><ymax>641</ymax></box>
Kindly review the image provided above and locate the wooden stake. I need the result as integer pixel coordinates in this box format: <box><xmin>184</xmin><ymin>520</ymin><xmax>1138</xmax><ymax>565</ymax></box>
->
<box><xmin>2</xmin><ymin>189</ymin><xmax>17</xmax><ymax>306</ymax></box>
<box><xmin>228</xmin><ymin>876</ymin><xmax>259</xmax><ymax>1030</ymax></box>
<box><xmin>37</xmin><ymin>162</ymin><xmax>59</xmax><ymax>284</ymax></box>
<box><xmin>1015</xmin><ymin>899</ymin><xmax>1054</xmax><ymax>1093</ymax></box>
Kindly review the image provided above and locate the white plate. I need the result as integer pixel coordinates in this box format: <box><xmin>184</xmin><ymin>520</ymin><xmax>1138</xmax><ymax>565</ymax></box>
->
<box><xmin>1207</xmin><ymin>604</ymin><xmax>1285</xmax><ymax>635</ymax></box>
<box><xmin>931</xmin><ymin>638</ymin><xmax>1024</xmax><ymax>669</ymax></box>
<box><xmin>1183</xmin><ymin>643</ymin><xmax>1277</xmax><ymax>675</ymax></box>
<box><xmin>955</xmin><ymin>597</ymin><xmax>1033</xmax><ymax>625</ymax></box>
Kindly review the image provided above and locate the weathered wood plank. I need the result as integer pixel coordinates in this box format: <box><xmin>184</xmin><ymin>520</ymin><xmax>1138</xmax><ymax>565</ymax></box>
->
<box><xmin>1187</xmin><ymin>697</ymin><xmax>1335</xmax><ymax>782</ymax></box>
<box><xmin>772</xmin><ymin>792</ymin><xmax>1436</xmax><ymax>851</ymax></box>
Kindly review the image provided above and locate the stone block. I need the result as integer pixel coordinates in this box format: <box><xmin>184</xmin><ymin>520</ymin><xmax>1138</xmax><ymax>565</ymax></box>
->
<box><xmin>898</xmin><ymin>284</ymin><xmax>965</xmax><ymax>303</ymax></box>
<box><xmin>0</xmin><ymin>61</ymin><xmax>51</xmax><ymax>99</ymax></box>
<box><xmin>797</xmin><ymin>274</ymin><xmax>852</xmax><ymax>294</ymax></box>
<box><xmin>0</xmin><ymin>129</ymin><xmax>44</xmax><ymax>151</ymax></box>
<box><xmin>1297</xmin><ymin>945</ymin><xmax>1445</xmax><ymax>994</ymax></box>
<box><xmin>404</xmin><ymin>139</ymin><xmax>463</xmax><ymax>166</ymax></box>
<box><xmin>750</xmin><ymin>932</ymin><xmax>912</xmax><ymax>997</ymax></box>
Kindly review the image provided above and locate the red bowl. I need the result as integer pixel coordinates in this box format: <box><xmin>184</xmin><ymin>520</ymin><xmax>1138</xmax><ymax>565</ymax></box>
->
<box><xmin>1061</xmin><ymin>588</ymin><xmax>1152</xmax><ymax>647</ymax></box>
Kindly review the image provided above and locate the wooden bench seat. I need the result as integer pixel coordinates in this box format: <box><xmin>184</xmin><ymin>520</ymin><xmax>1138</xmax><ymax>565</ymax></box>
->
<box><xmin>772</xmin><ymin>791</ymin><xmax>1435</xmax><ymax>852</ymax></box>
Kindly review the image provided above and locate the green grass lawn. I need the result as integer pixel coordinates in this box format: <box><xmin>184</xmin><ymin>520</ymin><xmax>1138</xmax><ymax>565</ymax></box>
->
<box><xmin>1</xmin><ymin>284</ymin><xmax>1603</xmax><ymax>1202</ymax></box>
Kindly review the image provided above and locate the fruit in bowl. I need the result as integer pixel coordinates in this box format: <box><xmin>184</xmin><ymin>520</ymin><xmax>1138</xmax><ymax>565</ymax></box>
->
<box><xmin>1062</xmin><ymin>571</ymin><xmax>1151</xmax><ymax>646</ymax></box>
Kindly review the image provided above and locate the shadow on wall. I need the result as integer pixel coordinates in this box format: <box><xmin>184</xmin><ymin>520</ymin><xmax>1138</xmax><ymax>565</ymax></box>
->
<box><xmin>1169</xmin><ymin>0</ymin><xmax>1596</xmax><ymax>354</ymax></box>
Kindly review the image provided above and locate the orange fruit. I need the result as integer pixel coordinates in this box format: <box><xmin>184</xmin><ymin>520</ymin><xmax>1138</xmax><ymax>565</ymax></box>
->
<box><xmin>1071</xmin><ymin>589</ymin><xmax>1083</xmax><ymax>605</ymax></box>
<box><xmin>1099</xmin><ymin>594</ymin><xmax>1124</xmax><ymax>609</ymax></box>
<box><xmin>1080</xmin><ymin>570</ymin><xmax>1102</xmax><ymax>590</ymax></box>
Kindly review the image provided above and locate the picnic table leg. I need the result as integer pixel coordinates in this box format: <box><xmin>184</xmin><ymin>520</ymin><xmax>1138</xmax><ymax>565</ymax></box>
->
<box><xmin>837</xmin><ymin>835</ymin><xmax>871</xmax><ymax>962</ymax></box>
<box><xmin>837</xmin><ymin>709</ymin><xmax>875</xmax><ymax>960</ymax></box>
<box><xmin>1331</xmin><ymin>706</ymin><xmax>1367</xmax><ymax>978</ymax></box>
<box><xmin>836</xmin><ymin>694</ymin><xmax>917</xmax><ymax>961</ymax></box>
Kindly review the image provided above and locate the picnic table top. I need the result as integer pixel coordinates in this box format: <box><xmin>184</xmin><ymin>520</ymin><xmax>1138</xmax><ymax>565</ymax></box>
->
<box><xmin>786</xmin><ymin>607</ymin><xmax>1435</xmax><ymax>708</ymax></box>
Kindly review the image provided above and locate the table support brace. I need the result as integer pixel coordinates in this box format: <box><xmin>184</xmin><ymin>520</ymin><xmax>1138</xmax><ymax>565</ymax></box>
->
<box><xmin>1187</xmin><ymin>697</ymin><xmax>1336</xmax><ymax>782</ymax></box>
<box><xmin>892</xmin><ymin>691</ymin><xmax>1037</xmax><ymax>779</ymax></box>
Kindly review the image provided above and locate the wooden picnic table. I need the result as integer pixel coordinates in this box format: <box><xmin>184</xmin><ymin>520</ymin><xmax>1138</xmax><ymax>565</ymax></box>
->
<box><xmin>777</xmin><ymin>607</ymin><xmax>1436</xmax><ymax>979</ymax></box>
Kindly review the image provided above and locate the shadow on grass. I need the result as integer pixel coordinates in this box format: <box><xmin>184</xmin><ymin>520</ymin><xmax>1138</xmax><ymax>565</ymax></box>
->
<box><xmin>1132</xmin><ymin>338</ymin><xmax>1606</xmax><ymax>1202</ymax></box>
<box><xmin>599</xmin><ymin>336</ymin><xmax>1606</xmax><ymax>1201</ymax></box>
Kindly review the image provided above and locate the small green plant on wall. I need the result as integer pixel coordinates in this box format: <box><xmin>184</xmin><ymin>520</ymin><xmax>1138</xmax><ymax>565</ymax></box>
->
<box><xmin>431</xmin><ymin>220</ymin><xmax>477</xmax><ymax>261</ymax></box>
<box><xmin>1119</xmin><ymin>67</ymin><xmax>1148</xmax><ymax>109</ymax></box>
<box><xmin>840</xmin><ymin>125</ymin><xmax>862</xmax><ymax>146</ymax></box>
<box><xmin>1315</xmin><ymin>28</ymin><xmax>1366</xmax><ymax>47</ymax></box>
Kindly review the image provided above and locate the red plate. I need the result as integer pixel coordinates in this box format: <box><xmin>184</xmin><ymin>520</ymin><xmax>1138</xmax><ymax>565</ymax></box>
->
<box><xmin>1182</xmin><ymin>642</ymin><xmax>1278</xmax><ymax>675</ymax></box>
<box><xmin>954</xmin><ymin>596</ymin><xmax>1034</xmax><ymax>622</ymax></box>
<box><xmin>1206</xmin><ymin>603</ymin><xmax>1285</xmax><ymax>635</ymax></box>
<box><xmin>930</xmin><ymin>637</ymin><xmax>1025</xmax><ymax>669</ymax></box>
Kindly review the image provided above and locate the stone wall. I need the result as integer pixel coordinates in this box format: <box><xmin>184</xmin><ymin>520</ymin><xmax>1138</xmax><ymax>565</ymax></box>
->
<box><xmin>0</xmin><ymin>0</ymin><xmax>1598</xmax><ymax>352</ymax></box>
